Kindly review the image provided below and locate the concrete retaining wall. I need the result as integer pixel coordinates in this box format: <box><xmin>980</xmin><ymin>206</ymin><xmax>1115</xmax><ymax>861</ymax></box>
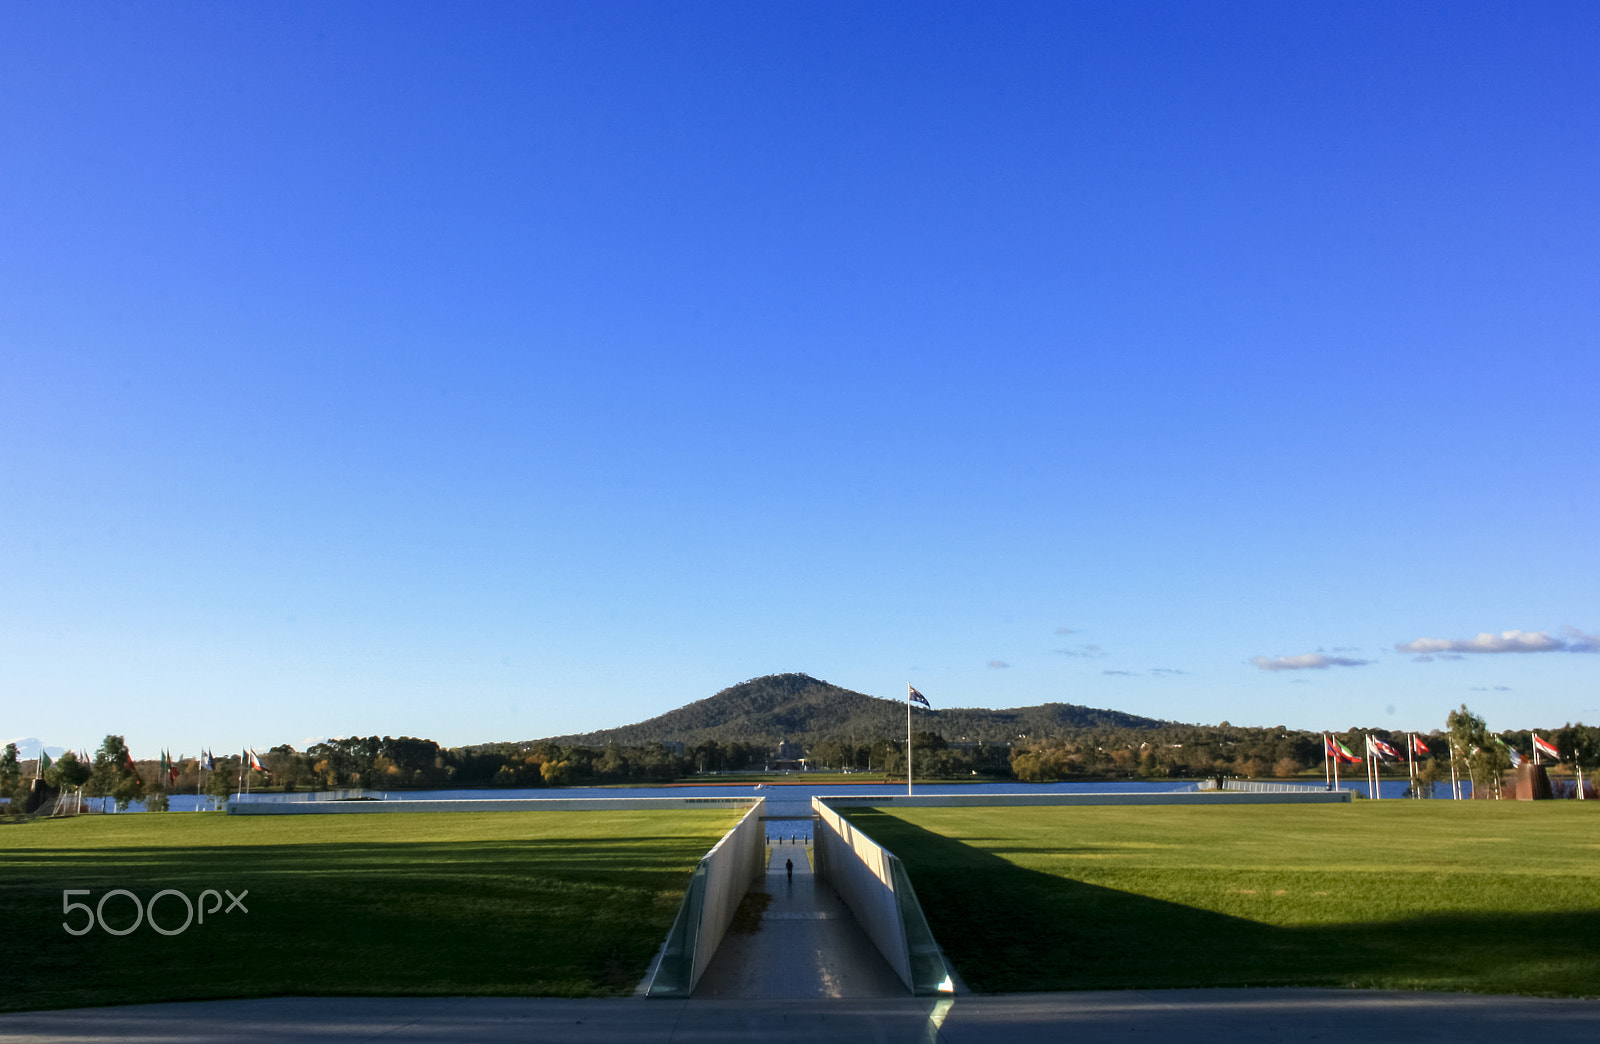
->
<box><xmin>812</xmin><ymin>798</ymin><xmax>912</xmax><ymax>988</ymax></box>
<box><xmin>689</xmin><ymin>798</ymin><xmax>767</xmax><ymax>988</ymax></box>
<box><xmin>645</xmin><ymin>799</ymin><xmax>767</xmax><ymax>997</ymax></box>
<box><xmin>812</xmin><ymin>798</ymin><xmax>953</xmax><ymax>995</ymax></box>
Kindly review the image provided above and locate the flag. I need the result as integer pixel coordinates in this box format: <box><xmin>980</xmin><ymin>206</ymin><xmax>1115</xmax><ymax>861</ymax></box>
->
<box><xmin>122</xmin><ymin>748</ymin><xmax>136</xmax><ymax>772</ymax></box>
<box><xmin>1495</xmin><ymin>736</ymin><xmax>1524</xmax><ymax>768</ymax></box>
<box><xmin>908</xmin><ymin>685</ymin><xmax>930</xmax><ymax>708</ymax></box>
<box><xmin>1411</xmin><ymin>735</ymin><xmax>1431</xmax><ymax>758</ymax></box>
<box><xmin>1369</xmin><ymin>736</ymin><xmax>1401</xmax><ymax>761</ymax></box>
<box><xmin>1326</xmin><ymin>735</ymin><xmax>1360</xmax><ymax>764</ymax></box>
<box><xmin>1533</xmin><ymin>734</ymin><xmax>1560</xmax><ymax>761</ymax></box>
<box><xmin>248</xmin><ymin>749</ymin><xmax>265</xmax><ymax>773</ymax></box>
<box><xmin>203</xmin><ymin>749</ymin><xmax>215</xmax><ymax>771</ymax></box>
<box><xmin>40</xmin><ymin>750</ymin><xmax>53</xmax><ymax>772</ymax></box>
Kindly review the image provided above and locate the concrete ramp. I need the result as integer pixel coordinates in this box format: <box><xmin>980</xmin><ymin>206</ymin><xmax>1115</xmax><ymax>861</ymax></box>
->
<box><xmin>692</xmin><ymin>842</ymin><xmax>906</xmax><ymax>999</ymax></box>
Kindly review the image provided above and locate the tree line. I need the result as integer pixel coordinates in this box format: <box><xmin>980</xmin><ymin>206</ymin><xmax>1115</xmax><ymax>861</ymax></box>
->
<box><xmin>6</xmin><ymin>706</ymin><xmax>1598</xmax><ymax>811</ymax></box>
<box><xmin>1001</xmin><ymin>708</ymin><xmax>1600</xmax><ymax>791</ymax></box>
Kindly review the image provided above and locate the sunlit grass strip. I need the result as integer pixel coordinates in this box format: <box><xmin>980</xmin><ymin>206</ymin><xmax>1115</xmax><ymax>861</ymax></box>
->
<box><xmin>841</xmin><ymin>803</ymin><xmax>1600</xmax><ymax>997</ymax></box>
<box><xmin>0</xmin><ymin>809</ymin><xmax>742</xmax><ymax>1012</ymax></box>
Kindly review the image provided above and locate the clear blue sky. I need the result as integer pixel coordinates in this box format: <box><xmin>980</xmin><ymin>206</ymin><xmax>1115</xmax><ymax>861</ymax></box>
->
<box><xmin>4</xmin><ymin>1</ymin><xmax>1598</xmax><ymax>758</ymax></box>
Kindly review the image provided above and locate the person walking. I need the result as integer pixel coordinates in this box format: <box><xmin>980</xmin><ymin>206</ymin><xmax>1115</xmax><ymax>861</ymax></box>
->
<box><xmin>785</xmin><ymin>857</ymin><xmax>793</xmax><ymax>883</ymax></box>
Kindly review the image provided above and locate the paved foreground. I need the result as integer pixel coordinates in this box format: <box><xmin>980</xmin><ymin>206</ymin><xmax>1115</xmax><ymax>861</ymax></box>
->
<box><xmin>4</xmin><ymin>990</ymin><xmax>1599</xmax><ymax>1043</ymax></box>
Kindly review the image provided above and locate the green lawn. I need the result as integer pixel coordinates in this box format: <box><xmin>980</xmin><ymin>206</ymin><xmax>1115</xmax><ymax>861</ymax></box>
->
<box><xmin>840</xmin><ymin>803</ymin><xmax>1600</xmax><ymax>997</ymax></box>
<box><xmin>0</xmin><ymin>808</ymin><xmax>741</xmax><ymax>1012</ymax></box>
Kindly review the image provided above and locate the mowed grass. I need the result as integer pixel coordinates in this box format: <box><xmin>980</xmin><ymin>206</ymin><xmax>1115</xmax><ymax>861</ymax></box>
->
<box><xmin>840</xmin><ymin>803</ymin><xmax>1600</xmax><ymax>997</ymax></box>
<box><xmin>0</xmin><ymin>809</ymin><xmax>741</xmax><ymax>1012</ymax></box>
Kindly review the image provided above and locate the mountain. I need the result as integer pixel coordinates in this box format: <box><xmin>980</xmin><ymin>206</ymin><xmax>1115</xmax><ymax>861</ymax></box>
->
<box><xmin>536</xmin><ymin>673</ymin><xmax>1171</xmax><ymax>748</ymax></box>
<box><xmin>2</xmin><ymin>738</ymin><xmax>67</xmax><ymax>761</ymax></box>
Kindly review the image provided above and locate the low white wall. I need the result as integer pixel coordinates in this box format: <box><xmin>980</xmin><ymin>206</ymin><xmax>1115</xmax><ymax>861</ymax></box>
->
<box><xmin>231</xmin><ymin>788</ymin><xmax>372</xmax><ymax>803</ymax></box>
<box><xmin>228</xmin><ymin>796</ymin><xmax>760</xmax><ymax>815</ymax></box>
<box><xmin>1221</xmin><ymin>779</ymin><xmax>1345</xmax><ymax>794</ymax></box>
<box><xmin>812</xmin><ymin>798</ymin><xmax>914</xmax><ymax>989</ymax></box>
<box><xmin>687</xmin><ymin>799</ymin><xmax>767</xmax><ymax>989</ymax></box>
<box><xmin>814</xmin><ymin>790</ymin><xmax>1351</xmax><ymax>809</ymax></box>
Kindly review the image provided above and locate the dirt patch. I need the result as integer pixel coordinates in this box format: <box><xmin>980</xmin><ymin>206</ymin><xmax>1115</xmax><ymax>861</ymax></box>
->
<box><xmin>727</xmin><ymin>889</ymin><xmax>772</xmax><ymax>935</ymax></box>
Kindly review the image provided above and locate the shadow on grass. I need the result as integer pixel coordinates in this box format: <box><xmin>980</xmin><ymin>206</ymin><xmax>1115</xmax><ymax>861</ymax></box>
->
<box><xmin>1</xmin><ymin>837</ymin><xmax>709</xmax><ymax>1012</ymax></box>
<box><xmin>849</xmin><ymin>811</ymin><xmax>1600</xmax><ymax>997</ymax></box>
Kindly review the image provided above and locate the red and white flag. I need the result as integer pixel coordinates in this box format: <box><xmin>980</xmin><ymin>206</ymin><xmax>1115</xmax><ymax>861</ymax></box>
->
<box><xmin>1410</xmin><ymin>735</ymin><xmax>1431</xmax><ymax>758</ymax></box>
<box><xmin>248</xmin><ymin>749</ymin><xmax>265</xmax><ymax>773</ymax></box>
<box><xmin>1533</xmin><ymin>734</ymin><xmax>1560</xmax><ymax>761</ymax></box>
<box><xmin>1369</xmin><ymin>736</ymin><xmax>1401</xmax><ymax>761</ymax></box>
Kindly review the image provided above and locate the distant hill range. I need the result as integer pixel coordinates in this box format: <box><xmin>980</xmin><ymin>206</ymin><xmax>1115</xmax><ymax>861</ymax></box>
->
<box><xmin>537</xmin><ymin>673</ymin><xmax>1171</xmax><ymax>748</ymax></box>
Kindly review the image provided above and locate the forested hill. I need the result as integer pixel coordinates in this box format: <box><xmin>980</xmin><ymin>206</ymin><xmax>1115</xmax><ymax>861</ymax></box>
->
<box><xmin>537</xmin><ymin>673</ymin><xmax>1171</xmax><ymax>748</ymax></box>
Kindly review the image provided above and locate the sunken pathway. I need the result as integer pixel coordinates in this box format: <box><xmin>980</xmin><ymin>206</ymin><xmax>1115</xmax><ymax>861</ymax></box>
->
<box><xmin>692</xmin><ymin>840</ymin><xmax>906</xmax><ymax>999</ymax></box>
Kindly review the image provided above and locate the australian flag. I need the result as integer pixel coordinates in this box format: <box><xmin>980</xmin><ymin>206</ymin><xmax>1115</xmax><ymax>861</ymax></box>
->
<box><xmin>908</xmin><ymin>685</ymin><xmax>930</xmax><ymax>708</ymax></box>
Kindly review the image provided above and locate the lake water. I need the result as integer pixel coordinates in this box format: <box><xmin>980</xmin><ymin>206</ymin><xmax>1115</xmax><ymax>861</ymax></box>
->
<box><xmin>87</xmin><ymin>776</ymin><xmax>1469</xmax><ymax>827</ymax></box>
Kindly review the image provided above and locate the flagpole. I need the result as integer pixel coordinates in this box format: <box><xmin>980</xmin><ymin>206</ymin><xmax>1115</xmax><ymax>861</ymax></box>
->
<box><xmin>906</xmin><ymin>686</ymin><xmax>913</xmax><ymax>797</ymax></box>
<box><xmin>1333</xmin><ymin>736</ymin><xmax>1340</xmax><ymax>791</ymax></box>
<box><xmin>1324</xmin><ymin>734</ymin><xmax>1331</xmax><ymax>790</ymax></box>
<box><xmin>1365</xmin><ymin>735</ymin><xmax>1372</xmax><ymax>799</ymax></box>
<box><xmin>1370</xmin><ymin>736</ymin><xmax>1380</xmax><ymax>800</ymax></box>
<box><xmin>1407</xmin><ymin>734</ymin><xmax>1416</xmax><ymax>798</ymax></box>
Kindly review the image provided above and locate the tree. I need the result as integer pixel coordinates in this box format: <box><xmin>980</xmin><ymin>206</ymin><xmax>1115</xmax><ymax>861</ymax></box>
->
<box><xmin>87</xmin><ymin>735</ymin><xmax>143</xmax><ymax>811</ymax></box>
<box><xmin>0</xmin><ymin>743</ymin><xmax>19</xmax><ymax>791</ymax></box>
<box><xmin>1410</xmin><ymin>754</ymin><xmax>1447</xmax><ymax>798</ymax></box>
<box><xmin>1447</xmin><ymin>705</ymin><xmax>1509</xmax><ymax>799</ymax></box>
<box><xmin>1555</xmin><ymin>723</ymin><xmax>1600</xmax><ymax>798</ymax></box>
<box><xmin>596</xmin><ymin>746</ymin><xmax>629</xmax><ymax>779</ymax></box>
<box><xmin>46</xmin><ymin>750</ymin><xmax>92</xmax><ymax>791</ymax></box>
<box><xmin>0</xmin><ymin>742</ymin><xmax>24</xmax><ymax>811</ymax></box>
<box><xmin>204</xmin><ymin>757</ymin><xmax>236</xmax><ymax>807</ymax></box>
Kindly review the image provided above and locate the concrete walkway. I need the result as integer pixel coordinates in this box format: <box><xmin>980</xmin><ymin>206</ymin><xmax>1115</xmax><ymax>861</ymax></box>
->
<box><xmin>6</xmin><ymin>990</ymin><xmax>1600</xmax><ymax>1043</ymax></box>
<box><xmin>692</xmin><ymin>841</ymin><xmax>906</xmax><ymax>999</ymax></box>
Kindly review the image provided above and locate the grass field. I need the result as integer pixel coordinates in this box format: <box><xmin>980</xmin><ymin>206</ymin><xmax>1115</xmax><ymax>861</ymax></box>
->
<box><xmin>840</xmin><ymin>803</ymin><xmax>1600</xmax><ymax>997</ymax></box>
<box><xmin>0</xmin><ymin>808</ymin><xmax>742</xmax><ymax>1012</ymax></box>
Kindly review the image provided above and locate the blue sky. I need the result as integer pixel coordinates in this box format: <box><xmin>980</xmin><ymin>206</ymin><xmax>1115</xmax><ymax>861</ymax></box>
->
<box><xmin>4</xmin><ymin>1</ymin><xmax>1598</xmax><ymax>757</ymax></box>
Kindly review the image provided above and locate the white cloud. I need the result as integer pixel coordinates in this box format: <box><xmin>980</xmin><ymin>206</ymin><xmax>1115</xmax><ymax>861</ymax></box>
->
<box><xmin>1054</xmin><ymin>643</ymin><xmax>1106</xmax><ymax>659</ymax></box>
<box><xmin>1396</xmin><ymin>630</ymin><xmax>1580</xmax><ymax>655</ymax></box>
<box><xmin>1102</xmin><ymin>669</ymin><xmax>1138</xmax><ymax>676</ymax></box>
<box><xmin>1252</xmin><ymin>653</ymin><xmax>1373</xmax><ymax>672</ymax></box>
<box><xmin>987</xmin><ymin>660</ymin><xmax>1010</xmax><ymax>669</ymax></box>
